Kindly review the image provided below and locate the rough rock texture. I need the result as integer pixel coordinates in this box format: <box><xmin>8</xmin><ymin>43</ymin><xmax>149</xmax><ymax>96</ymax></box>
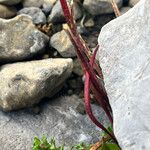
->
<box><xmin>0</xmin><ymin>15</ymin><xmax>49</xmax><ymax>62</ymax></box>
<box><xmin>50</xmin><ymin>30</ymin><xmax>76</xmax><ymax>58</ymax></box>
<box><xmin>0</xmin><ymin>4</ymin><xmax>17</xmax><ymax>18</ymax></box>
<box><xmin>22</xmin><ymin>0</ymin><xmax>44</xmax><ymax>8</ymax></box>
<box><xmin>98</xmin><ymin>0</ymin><xmax>150</xmax><ymax>149</ymax></box>
<box><xmin>18</xmin><ymin>7</ymin><xmax>46</xmax><ymax>24</ymax></box>
<box><xmin>0</xmin><ymin>95</ymin><xmax>109</xmax><ymax>149</ymax></box>
<box><xmin>48</xmin><ymin>0</ymin><xmax>82</xmax><ymax>23</ymax></box>
<box><xmin>0</xmin><ymin>58</ymin><xmax>73</xmax><ymax>111</ymax></box>
<box><xmin>0</xmin><ymin>0</ymin><xmax>21</xmax><ymax>5</ymax></box>
<box><xmin>129</xmin><ymin>0</ymin><xmax>140</xmax><ymax>7</ymax></box>
<box><xmin>42</xmin><ymin>0</ymin><xmax>57</xmax><ymax>14</ymax></box>
<box><xmin>120</xmin><ymin>7</ymin><xmax>131</xmax><ymax>15</ymax></box>
<box><xmin>83</xmin><ymin>0</ymin><xmax>123</xmax><ymax>15</ymax></box>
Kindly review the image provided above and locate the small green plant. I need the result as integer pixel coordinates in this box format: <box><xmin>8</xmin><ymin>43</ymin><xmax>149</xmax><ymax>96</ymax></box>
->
<box><xmin>33</xmin><ymin>136</ymin><xmax>64</xmax><ymax>150</ymax></box>
<box><xmin>33</xmin><ymin>136</ymin><xmax>91</xmax><ymax>150</ymax></box>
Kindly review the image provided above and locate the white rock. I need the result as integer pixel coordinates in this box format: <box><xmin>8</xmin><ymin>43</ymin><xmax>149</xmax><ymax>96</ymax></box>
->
<box><xmin>98</xmin><ymin>0</ymin><xmax>150</xmax><ymax>149</ymax></box>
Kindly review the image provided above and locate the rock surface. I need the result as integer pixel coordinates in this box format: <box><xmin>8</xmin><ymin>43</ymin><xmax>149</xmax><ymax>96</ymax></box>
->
<box><xmin>0</xmin><ymin>4</ymin><xmax>17</xmax><ymax>18</ymax></box>
<box><xmin>0</xmin><ymin>95</ymin><xmax>109</xmax><ymax>149</ymax></box>
<box><xmin>0</xmin><ymin>15</ymin><xmax>49</xmax><ymax>62</ymax></box>
<box><xmin>0</xmin><ymin>0</ymin><xmax>21</xmax><ymax>5</ymax></box>
<box><xmin>48</xmin><ymin>0</ymin><xmax>82</xmax><ymax>23</ymax></box>
<box><xmin>83</xmin><ymin>0</ymin><xmax>123</xmax><ymax>15</ymax></box>
<box><xmin>0</xmin><ymin>58</ymin><xmax>73</xmax><ymax>111</ymax></box>
<box><xmin>18</xmin><ymin>7</ymin><xmax>46</xmax><ymax>24</ymax></box>
<box><xmin>98</xmin><ymin>0</ymin><xmax>150</xmax><ymax>149</ymax></box>
<box><xmin>50</xmin><ymin>30</ymin><xmax>76</xmax><ymax>58</ymax></box>
<box><xmin>129</xmin><ymin>0</ymin><xmax>140</xmax><ymax>7</ymax></box>
<box><xmin>120</xmin><ymin>6</ymin><xmax>131</xmax><ymax>15</ymax></box>
<box><xmin>22</xmin><ymin>0</ymin><xmax>44</xmax><ymax>8</ymax></box>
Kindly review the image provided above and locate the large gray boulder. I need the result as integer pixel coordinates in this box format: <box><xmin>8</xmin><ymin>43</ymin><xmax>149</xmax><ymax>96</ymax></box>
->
<box><xmin>0</xmin><ymin>58</ymin><xmax>73</xmax><ymax>111</ymax></box>
<box><xmin>0</xmin><ymin>95</ymin><xmax>109</xmax><ymax>149</ymax></box>
<box><xmin>0</xmin><ymin>15</ymin><xmax>49</xmax><ymax>62</ymax></box>
<box><xmin>98</xmin><ymin>0</ymin><xmax>150</xmax><ymax>149</ymax></box>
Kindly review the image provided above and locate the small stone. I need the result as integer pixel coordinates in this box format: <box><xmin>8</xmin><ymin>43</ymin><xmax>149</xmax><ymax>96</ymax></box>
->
<box><xmin>73</xmin><ymin>58</ymin><xmax>83</xmax><ymax>76</ymax></box>
<box><xmin>42</xmin><ymin>0</ymin><xmax>57</xmax><ymax>15</ymax></box>
<box><xmin>0</xmin><ymin>4</ymin><xmax>17</xmax><ymax>19</ymax></box>
<box><xmin>67</xmin><ymin>89</ymin><xmax>73</xmax><ymax>95</ymax></box>
<box><xmin>83</xmin><ymin>0</ymin><xmax>123</xmax><ymax>15</ymax></box>
<box><xmin>77</xmin><ymin>26</ymin><xmax>89</xmax><ymax>36</ymax></box>
<box><xmin>0</xmin><ymin>15</ymin><xmax>49</xmax><ymax>62</ymax></box>
<box><xmin>84</xmin><ymin>18</ymin><xmax>95</xmax><ymax>27</ymax></box>
<box><xmin>129</xmin><ymin>0</ymin><xmax>140</xmax><ymax>7</ymax></box>
<box><xmin>53</xmin><ymin>51</ymin><xmax>58</xmax><ymax>57</ymax></box>
<box><xmin>48</xmin><ymin>0</ymin><xmax>82</xmax><ymax>23</ymax></box>
<box><xmin>76</xmin><ymin>102</ymin><xmax>86</xmax><ymax>115</ymax></box>
<box><xmin>42</xmin><ymin>54</ymin><xmax>49</xmax><ymax>59</ymax></box>
<box><xmin>18</xmin><ymin>7</ymin><xmax>46</xmax><ymax>24</ymax></box>
<box><xmin>68</xmin><ymin>79</ymin><xmax>77</xmax><ymax>89</ymax></box>
<box><xmin>30</xmin><ymin>106</ymin><xmax>40</xmax><ymax>114</ymax></box>
<box><xmin>50</xmin><ymin>30</ymin><xmax>76</xmax><ymax>58</ymax></box>
<box><xmin>0</xmin><ymin>58</ymin><xmax>73</xmax><ymax>111</ymax></box>
<box><xmin>120</xmin><ymin>7</ymin><xmax>131</xmax><ymax>15</ymax></box>
<box><xmin>0</xmin><ymin>0</ymin><xmax>21</xmax><ymax>5</ymax></box>
<box><xmin>22</xmin><ymin>0</ymin><xmax>44</xmax><ymax>8</ymax></box>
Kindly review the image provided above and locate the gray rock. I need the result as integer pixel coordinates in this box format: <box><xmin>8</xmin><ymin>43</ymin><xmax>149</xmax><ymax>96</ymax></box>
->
<box><xmin>18</xmin><ymin>7</ymin><xmax>46</xmax><ymax>24</ymax></box>
<box><xmin>129</xmin><ymin>0</ymin><xmax>140</xmax><ymax>7</ymax></box>
<box><xmin>0</xmin><ymin>58</ymin><xmax>73</xmax><ymax>111</ymax></box>
<box><xmin>0</xmin><ymin>0</ymin><xmax>21</xmax><ymax>5</ymax></box>
<box><xmin>73</xmin><ymin>58</ymin><xmax>83</xmax><ymax>76</ymax></box>
<box><xmin>22</xmin><ymin>0</ymin><xmax>44</xmax><ymax>8</ymax></box>
<box><xmin>0</xmin><ymin>4</ymin><xmax>17</xmax><ymax>18</ymax></box>
<box><xmin>48</xmin><ymin>0</ymin><xmax>82</xmax><ymax>23</ymax></box>
<box><xmin>0</xmin><ymin>15</ymin><xmax>49</xmax><ymax>62</ymax></box>
<box><xmin>98</xmin><ymin>0</ymin><xmax>150</xmax><ymax>149</ymax></box>
<box><xmin>42</xmin><ymin>0</ymin><xmax>57</xmax><ymax>15</ymax></box>
<box><xmin>0</xmin><ymin>95</ymin><xmax>109</xmax><ymax>149</ymax></box>
<box><xmin>50</xmin><ymin>30</ymin><xmax>76</xmax><ymax>58</ymax></box>
<box><xmin>83</xmin><ymin>0</ymin><xmax>123</xmax><ymax>15</ymax></box>
<box><xmin>120</xmin><ymin>6</ymin><xmax>131</xmax><ymax>15</ymax></box>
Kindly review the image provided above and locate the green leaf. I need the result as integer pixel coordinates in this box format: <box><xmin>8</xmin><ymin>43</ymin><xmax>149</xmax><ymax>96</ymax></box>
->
<box><xmin>99</xmin><ymin>143</ymin><xmax>121</xmax><ymax>150</ymax></box>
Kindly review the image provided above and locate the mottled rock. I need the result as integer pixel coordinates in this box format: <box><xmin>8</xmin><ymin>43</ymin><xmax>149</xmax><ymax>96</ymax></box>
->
<box><xmin>0</xmin><ymin>15</ymin><xmax>49</xmax><ymax>62</ymax></box>
<box><xmin>48</xmin><ymin>0</ymin><xmax>82</xmax><ymax>23</ymax></box>
<box><xmin>18</xmin><ymin>7</ymin><xmax>46</xmax><ymax>24</ymax></box>
<box><xmin>22</xmin><ymin>0</ymin><xmax>44</xmax><ymax>7</ymax></box>
<box><xmin>98</xmin><ymin>0</ymin><xmax>150</xmax><ymax>149</ymax></box>
<box><xmin>42</xmin><ymin>0</ymin><xmax>57</xmax><ymax>15</ymax></box>
<box><xmin>0</xmin><ymin>58</ymin><xmax>73</xmax><ymax>111</ymax></box>
<box><xmin>0</xmin><ymin>95</ymin><xmax>109</xmax><ymax>149</ymax></box>
<box><xmin>129</xmin><ymin>0</ymin><xmax>140</xmax><ymax>7</ymax></box>
<box><xmin>0</xmin><ymin>0</ymin><xmax>21</xmax><ymax>5</ymax></box>
<box><xmin>120</xmin><ymin>6</ymin><xmax>131</xmax><ymax>15</ymax></box>
<box><xmin>50</xmin><ymin>30</ymin><xmax>76</xmax><ymax>58</ymax></box>
<box><xmin>0</xmin><ymin>4</ymin><xmax>17</xmax><ymax>18</ymax></box>
<box><xmin>73</xmin><ymin>58</ymin><xmax>83</xmax><ymax>76</ymax></box>
<box><xmin>83</xmin><ymin>0</ymin><xmax>123</xmax><ymax>15</ymax></box>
